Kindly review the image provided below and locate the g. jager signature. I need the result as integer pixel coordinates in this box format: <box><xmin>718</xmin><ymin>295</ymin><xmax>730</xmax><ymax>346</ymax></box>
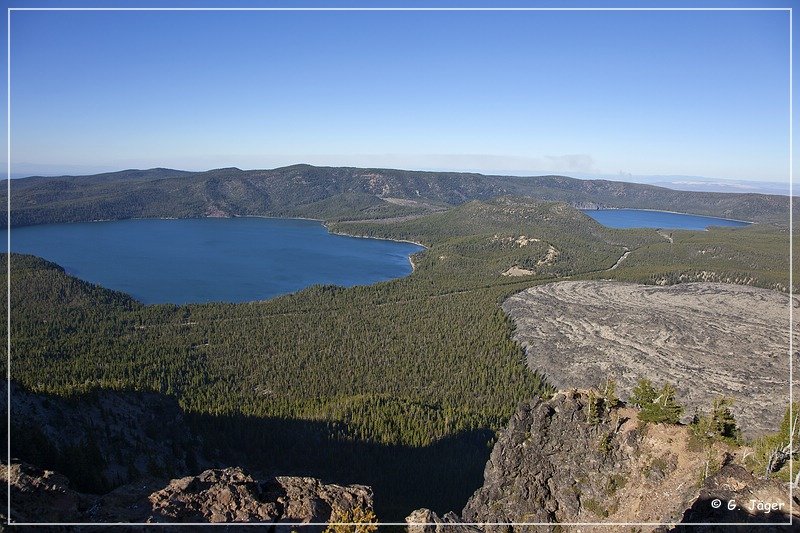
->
<box><xmin>747</xmin><ymin>500</ymin><xmax>785</xmax><ymax>513</ymax></box>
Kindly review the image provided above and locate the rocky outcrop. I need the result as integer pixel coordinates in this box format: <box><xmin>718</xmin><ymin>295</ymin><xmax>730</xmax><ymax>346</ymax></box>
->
<box><xmin>406</xmin><ymin>508</ymin><xmax>481</xmax><ymax>533</ymax></box>
<box><xmin>2</xmin><ymin>463</ymin><xmax>373</xmax><ymax>526</ymax></box>
<box><xmin>503</xmin><ymin>281</ymin><xmax>797</xmax><ymax>439</ymax></box>
<box><xmin>453</xmin><ymin>389</ymin><xmax>800</xmax><ymax>531</ymax></box>
<box><xmin>2</xmin><ymin>462</ymin><xmax>86</xmax><ymax>523</ymax></box>
<box><xmin>459</xmin><ymin>390</ymin><xmax>790</xmax><ymax>531</ymax></box>
<box><xmin>148</xmin><ymin>467</ymin><xmax>372</xmax><ymax>524</ymax></box>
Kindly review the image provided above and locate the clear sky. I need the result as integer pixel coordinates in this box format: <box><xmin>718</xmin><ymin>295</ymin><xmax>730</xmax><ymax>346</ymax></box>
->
<box><xmin>2</xmin><ymin>1</ymin><xmax>795</xmax><ymax>182</ymax></box>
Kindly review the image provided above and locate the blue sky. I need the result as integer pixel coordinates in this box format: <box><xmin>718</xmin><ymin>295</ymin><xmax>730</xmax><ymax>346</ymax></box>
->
<box><xmin>1</xmin><ymin>1</ymin><xmax>795</xmax><ymax>182</ymax></box>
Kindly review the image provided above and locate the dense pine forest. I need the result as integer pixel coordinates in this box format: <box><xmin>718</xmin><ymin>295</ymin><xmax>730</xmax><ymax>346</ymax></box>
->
<box><xmin>7</xmin><ymin>197</ymin><xmax>793</xmax><ymax>447</ymax></box>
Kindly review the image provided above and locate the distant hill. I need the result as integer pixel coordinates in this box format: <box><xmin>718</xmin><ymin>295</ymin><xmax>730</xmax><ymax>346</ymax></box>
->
<box><xmin>563</xmin><ymin>172</ymin><xmax>791</xmax><ymax>195</ymax></box>
<box><xmin>647</xmin><ymin>177</ymin><xmax>790</xmax><ymax>195</ymax></box>
<box><xmin>2</xmin><ymin>164</ymin><xmax>791</xmax><ymax>227</ymax></box>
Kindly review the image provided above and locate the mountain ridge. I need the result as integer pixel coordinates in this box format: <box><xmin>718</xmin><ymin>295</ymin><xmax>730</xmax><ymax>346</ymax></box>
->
<box><xmin>4</xmin><ymin>164</ymin><xmax>792</xmax><ymax>227</ymax></box>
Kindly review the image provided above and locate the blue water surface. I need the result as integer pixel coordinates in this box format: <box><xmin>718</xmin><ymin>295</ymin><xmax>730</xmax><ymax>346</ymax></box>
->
<box><xmin>11</xmin><ymin>217</ymin><xmax>424</xmax><ymax>305</ymax></box>
<box><xmin>582</xmin><ymin>209</ymin><xmax>751</xmax><ymax>230</ymax></box>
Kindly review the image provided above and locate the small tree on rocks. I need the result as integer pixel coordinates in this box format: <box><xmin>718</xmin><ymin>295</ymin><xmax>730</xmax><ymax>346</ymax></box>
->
<box><xmin>630</xmin><ymin>379</ymin><xmax>683</xmax><ymax>424</ymax></box>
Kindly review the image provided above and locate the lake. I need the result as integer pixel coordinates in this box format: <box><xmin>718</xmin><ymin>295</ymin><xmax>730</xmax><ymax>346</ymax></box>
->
<box><xmin>11</xmin><ymin>217</ymin><xmax>424</xmax><ymax>305</ymax></box>
<box><xmin>582</xmin><ymin>209</ymin><xmax>751</xmax><ymax>230</ymax></box>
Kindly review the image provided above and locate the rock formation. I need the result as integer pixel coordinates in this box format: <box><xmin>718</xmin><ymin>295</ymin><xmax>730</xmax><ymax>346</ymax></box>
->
<box><xmin>2</xmin><ymin>463</ymin><xmax>373</xmax><ymax>527</ymax></box>
<box><xmin>674</xmin><ymin>463</ymin><xmax>798</xmax><ymax>531</ymax></box>
<box><xmin>409</xmin><ymin>390</ymin><xmax>796</xmax><ymax>532</ymax></box>
<box><xmin>405</xmin><ymin>508</ymin><xmax>481</xmax><ymax>533</ymax></box>
<box><xmin>2</xmin><ymin>462</ymin><xmax>86</xmax><ymax>523</ymax></box>
<box><xmin>148</xmin><ymin>467</ymin><xmax>372</xmax><ymax>524</ymax></box>
<box><xmin>461</xmin><ymin>390</ymin><xmax>720</xmax><ymax>528</ymax></box>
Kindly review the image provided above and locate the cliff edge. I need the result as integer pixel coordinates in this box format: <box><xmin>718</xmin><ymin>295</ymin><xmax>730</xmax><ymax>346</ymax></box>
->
<box><xmin>410</xmin><ymin>390</ymin><xmax>797</xmax><ymax>531</ymax></box>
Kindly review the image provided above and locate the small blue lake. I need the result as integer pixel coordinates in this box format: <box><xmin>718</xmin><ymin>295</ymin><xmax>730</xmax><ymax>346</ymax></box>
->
<box><xmin>11</xmin><ymin>217</ymin><xmax>424</xmax><ymax>305</ymax></box>
<box><xmin>582</xmin><ymin>209</ymin><xmax>751</xmax><ymax>230</ymax></box>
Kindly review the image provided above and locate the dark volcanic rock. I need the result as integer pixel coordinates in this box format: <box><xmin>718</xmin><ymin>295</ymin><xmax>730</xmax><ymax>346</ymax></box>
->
<box><xmin>148</xmin><ymin>468</ymin><xmax>279</xmax><ymax>523</ymax></box>
<box><xmin>406</xmin><ymin>508</ymin><xmax>481</xmax><ymax>533</ymax></box>
<box><xmin>2</xmin><ymin>463</ymin><xmax>373</xmax><ymax>526</ymax></box>
<box><xmin>461</xmin><ymin>390</ymin><xmax>741</xmax><ymax>531</ymax></box>
<box><xmin>148</xmin><ymin>467</ymin><xmax>373</xmax><ymax>524</ymax></box>
<box><xmin>2</xmin><ymin>462</ymin><xmax>85</xmax><ymax>523</ymax></box>
<box><xmin>460</xmin><ymin>390</ymin><xmax>800</xmax><ymax>532</ymax></box>
<box><xmin>462</xmin><ymin>390</ymin><xmax>640</xmax><ymax>526</ymax></box>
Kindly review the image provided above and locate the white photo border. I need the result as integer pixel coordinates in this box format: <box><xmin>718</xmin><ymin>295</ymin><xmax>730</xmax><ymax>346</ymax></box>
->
<box><xmin>4</xmin><ymin>4</ymin><xmax>794</xmax><ymax>528</ymax></box>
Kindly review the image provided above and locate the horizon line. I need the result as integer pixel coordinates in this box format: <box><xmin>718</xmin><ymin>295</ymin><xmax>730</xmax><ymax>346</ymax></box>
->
<box><xmin>7</xmin><ymin>163</ymin><xmax>790</xmax><ymax>182</ymax></box>
<box><xmin>6</xmin><ymin>163</ymin><xmax>793</xmax><ymax>197</ymax></box>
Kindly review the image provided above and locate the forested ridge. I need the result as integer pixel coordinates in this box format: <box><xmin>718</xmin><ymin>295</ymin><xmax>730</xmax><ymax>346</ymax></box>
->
<box><xmin>4</xmin><ymin>164</ymin><xmax>792</xmax><ymax>227</ymax></box>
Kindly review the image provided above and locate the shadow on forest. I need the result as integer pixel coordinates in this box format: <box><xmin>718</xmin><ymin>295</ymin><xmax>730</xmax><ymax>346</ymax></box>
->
<box><xmin>9</xmin><ymin>385</ymin><xmax>493</xmax><ymax>521</ymax></box>
<box><xmin>186</xmin><ymin>412</ymin><xmax>493</xmax><ymax>521</ymax></box>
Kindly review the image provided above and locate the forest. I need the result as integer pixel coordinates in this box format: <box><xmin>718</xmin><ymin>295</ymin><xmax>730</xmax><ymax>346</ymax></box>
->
<box><xmin>3</xmin><ymin>196</ymin><xmax>789</xmax><ymax>516</ymax></box>
<box><xmin>6</xmin><ymin>197</ymin><xmax>793</xmax><ymax>455</ymax></box>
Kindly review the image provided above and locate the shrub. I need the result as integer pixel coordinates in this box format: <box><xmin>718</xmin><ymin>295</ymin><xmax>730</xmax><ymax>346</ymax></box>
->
<box><xmin>749</xmin><ymin>403</ymin><xmax>799</xmax><ymax>481</ymax></box>
<box><xmin>710</xmin><ymin>397</ymin><xmax>740</xmax><ymax>442</ymax></box>
<box><xmin>690</xmin><ymin>397</ymin><xmax>740</xmax><ymax>446</ymax></box>
<box><xmin>598</xmin><ymin>431</ymin><xmax>613</xmax><ymax>455</ymax></box>
<box><xmin>587</xmin><ymin>390</ymin><xmax>602</xmax><ymax>424</ymax></box>
<box><xmin>582</xmin><ymin>498</ymin><xmax>608</xmax><ymax>518</ymax></box>
<box><xmin>324</xmin><ymin>506</ymin><xmax>378</xmax><ymax>533</ymax></box>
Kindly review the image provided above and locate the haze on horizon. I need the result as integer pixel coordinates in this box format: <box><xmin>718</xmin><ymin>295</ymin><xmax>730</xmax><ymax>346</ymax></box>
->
<box><xmin>4</xmin><ymin>6</ymin><xmax>792</xmax><ymax>184</ymax></box>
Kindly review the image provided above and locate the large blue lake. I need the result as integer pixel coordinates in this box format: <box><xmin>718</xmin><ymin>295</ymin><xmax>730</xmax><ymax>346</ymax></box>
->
<box><xmin>582</xmin><ymin>209</ymin><xmax>751</xmax><ymax>230</ymax></box>
<box><xmin>11</xmin><ymin>218</ymin><xmax>424</xmax><ymax>305</ymax></box>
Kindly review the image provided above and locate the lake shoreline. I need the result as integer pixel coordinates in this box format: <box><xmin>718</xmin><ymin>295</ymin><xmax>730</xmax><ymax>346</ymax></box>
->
<box><xmin>233</xmin><ymin>214</ymin><xmax>428</xmax><ymax>272</ymax></box>
<box><xmin>324</xmin><ymin>228</ymin><xmax>425</xmax><ymax>273</ymax></box>
<box><xmin>233</xmin><ymin>214</ymin><xmax>427</xmax><ymax>245</ymax></box>
<box><xmin>15</xmin><ymin>216</ymin><xmax>425</xmax><ymax>304</ymax></box>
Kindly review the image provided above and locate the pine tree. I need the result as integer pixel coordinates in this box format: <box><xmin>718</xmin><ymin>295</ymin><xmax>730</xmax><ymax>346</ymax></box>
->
<box><xmin>710</xmin><ymin>396</ymin><xmax>740</xmax><ymax>442</ymax></box>
<box><xmin>632</xmin><ymin>380</ymin><xmax>683</xmax><ymax>424</ymax></box>
<box><xmin>629</xmin><ymin>378</ymin><xmax>657</xmax><ymax>408</ymax></box>
<box><xmin>603</xmin><ymin>377</ymin><xmax>620</xmax><ymax>409</ymax></box>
